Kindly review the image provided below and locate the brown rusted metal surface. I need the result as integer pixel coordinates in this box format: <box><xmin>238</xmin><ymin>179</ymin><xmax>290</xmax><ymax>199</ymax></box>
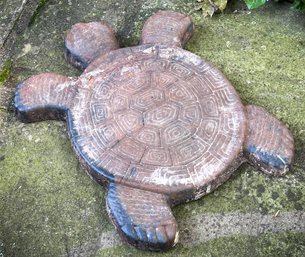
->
<box><xmin>14</xmin><ymin>10</ymin><xmax>294</xmax><ymax>251</ymax></box>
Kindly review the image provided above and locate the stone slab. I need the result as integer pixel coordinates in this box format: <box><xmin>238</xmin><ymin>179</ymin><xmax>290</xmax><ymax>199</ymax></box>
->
<box><xmin>0</xmin><ymin>0</ymin><xmax>305</xmax><ymax>256</ymax></box>
<box><xmin>0</xmin><ymin>0</ymin><xmax>41</xmax><ymax>70</ymax></box>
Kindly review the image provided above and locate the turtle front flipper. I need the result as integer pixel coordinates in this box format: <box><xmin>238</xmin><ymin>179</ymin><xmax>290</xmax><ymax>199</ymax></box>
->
<box><xmin>64</xmin><ymin>22</ymin><xmax>119</xmax><ymax>70</ymax></box>
<box><xmin>244</xmin><ymin>105</ymin><xmax>294</xmax><ymax>176</ymax></box>
<box><xmin>140</xmin><ymin>10</ymin><xmax>194</xmax><ymax>48</ymax></box>
<box><xmin>106</xmin><ymin>183</ymin><xmax>178</xmax><ymax>251</ymax></box>
<box><xmin>14</xmin><ymin>73</ymin><xmax>77</xmax><ymax>122</ymax></box>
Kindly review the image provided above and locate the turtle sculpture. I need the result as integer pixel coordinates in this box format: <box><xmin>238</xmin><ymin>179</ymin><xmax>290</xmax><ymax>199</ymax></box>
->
<box><xmin>14</xmin><ymin>10</ymin><xmax>294</xmax><ymax>251</ymax></box>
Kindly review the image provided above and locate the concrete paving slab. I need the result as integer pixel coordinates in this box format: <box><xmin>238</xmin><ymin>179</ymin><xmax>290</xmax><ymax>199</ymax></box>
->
<box><xmin>0</xmin><ymin>0</ymin><xmax>305</xmax><ymax>256</ymax></box>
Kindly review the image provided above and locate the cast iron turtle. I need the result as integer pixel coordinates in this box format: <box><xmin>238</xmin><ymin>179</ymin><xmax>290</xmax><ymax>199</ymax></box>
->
<box><xmin>14</xmin><ymin>11</ymin><xmax>294</xmax><ymax>251</ymax></box>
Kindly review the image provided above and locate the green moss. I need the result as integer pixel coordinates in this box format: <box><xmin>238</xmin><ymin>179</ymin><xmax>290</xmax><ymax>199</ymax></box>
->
<box><xmin>0</xmin><ymin>60</ymin><xmax>12</xmax><ymax>85</ymax></box>
<box><xmin>0</xmin><ymin>119</ymin><xmax>112</xmax><ymax>257</ymax></box>
<box><xmin>175</xmin><ymin>8</ymin><xmax>305</xmax><ymax>219</ymax></box>
<box><xmin>94</xmin><ymin>232</ymin><xmax>305</xmax><ymax>257</ymax></box>
<box><xmin>187</xmin><ymin>10</ymin><xmax>305</xmax><ymax>141</ymax></box>
<box><xmin>28</xmin><ymin>0</ymin><xmax>50</xmax><ymax>26</ymax></box>
<box><xmin>2</xmin><ymin>0</ymin><xmax>305</xmax><ymax>256</ymax></box>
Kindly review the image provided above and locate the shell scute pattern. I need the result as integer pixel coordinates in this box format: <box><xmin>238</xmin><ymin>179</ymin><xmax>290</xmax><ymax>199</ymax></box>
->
<box><xmin>14</xmin><ymin>11</ymin><xmax>294</xmax><ymax>250</ymax></box>
<box><xmin>70</xmin><ymin>46</ymin><xmax>245</xmax><ymax>190</ymax></box>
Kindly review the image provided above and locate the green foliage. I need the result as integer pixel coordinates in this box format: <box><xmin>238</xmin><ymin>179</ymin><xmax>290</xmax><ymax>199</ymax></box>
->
<box><xmin>198</xmin><ymin>0</ymin><xmax>305</xmax><ymax>15</ymax></box>
<box><xmin>214</xmin><ymin>0</ymin><xmax>229</xmax><ymax>11</ymax></box>
<box><xmin>197</xmin><ymin>0</ymin><xmax>228</xmax><ymax>17</ymax></box>
<box><xmin>244</xmin><ymin>0</ymin><xmax>266</xmax><ymax>9</ymax></box>
<box><xmin>292</xmin><ymin>0</ymin><xmax>305</xmax><ymax>10</ymax></box>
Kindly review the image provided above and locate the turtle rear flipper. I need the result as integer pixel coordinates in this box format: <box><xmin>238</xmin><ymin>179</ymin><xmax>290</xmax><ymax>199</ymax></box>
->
<box><xmin>106</xmin><ymin>183</ymin><xmax>178</xmax><ymax>251</ymax></box>
<box><xmin>64</xmin><ymin>22</ymin><xmax>119</xmax><ymax>70</ymax></box>
<box><xmin>140</xmin><ymin>10</ymin><xmax>194</xmax><ymax>48</ymax></box>
<box><xmin>244</xmin><ymin>105</ymin><xmax>294</xmax><ymax>176</ymax></box>
<box><xmin>14</xmin><ymin>73</ymin><xmax>77</xmax><ymax>122</ymax></box>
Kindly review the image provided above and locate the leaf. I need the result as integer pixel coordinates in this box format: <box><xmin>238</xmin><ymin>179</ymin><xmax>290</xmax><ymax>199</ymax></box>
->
<box><xmin>214</xmin><ymin>0</ymin><xmax>228</xmax><ymax>11</ymax></box>
<box><xmin>292</xmin><ymin>0</ymin><xmax>305</xmax><ymax>10</ymax></box>
<box><xmin>244</xmin><ymin>0</ymin><xmax>266</xmax><ymax>9</ymax></box>
<box><xmin>200</xmin><ymin>1</ymin><xmax>216</xmax><ymax>17</ymax></box>
<box><xmin>199</xmin><ymin>0</ymin><xmax>228</xmax><ymax>16</ymax></box>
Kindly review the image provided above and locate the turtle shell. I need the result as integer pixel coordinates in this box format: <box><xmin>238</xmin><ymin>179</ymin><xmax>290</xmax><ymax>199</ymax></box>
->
<box><xmin>68</xmin><ymin>44</ymin><xmax>246</xmax><ymax>197</ymax></box>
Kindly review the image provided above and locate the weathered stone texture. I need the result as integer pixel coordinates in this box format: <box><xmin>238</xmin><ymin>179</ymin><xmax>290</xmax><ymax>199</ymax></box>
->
<box><xmin>1</xmin><ymin>0</ymin><xmax>305</xmax><ymax>256</ymax></box>
<box><xmin>0</xmin><ymin>0</ymin><xmax>41</xmax><ymax>70</ymax></box>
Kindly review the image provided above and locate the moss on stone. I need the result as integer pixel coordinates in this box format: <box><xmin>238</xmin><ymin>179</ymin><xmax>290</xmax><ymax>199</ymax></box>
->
<box><xmin>0</xmin><ymin>117</ymin><xmax>112</xmax><ymax>256</ymax></box>
<box><xmin>174</xmin><ymin>5</ymin><xmax>305</xmax><ymax>219</ymax></box>
<box><xmin>94</xmin><ymin>232</ymin><xmax>305</xmax><ymax>257</ymax></box>
<box><xmin>0</xmin><ymin>60</ymin><xmax>12</xmax><ymax>86</ymax></box>
<box><xmin>28</xmin><ymin>0</ymin><xmax>50</xmax><ymax>26</ymax></box>
<box><xmin>1</xmin><ymin>0</ymin><xmax>305</xmax><ymax>256</ymax></box>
